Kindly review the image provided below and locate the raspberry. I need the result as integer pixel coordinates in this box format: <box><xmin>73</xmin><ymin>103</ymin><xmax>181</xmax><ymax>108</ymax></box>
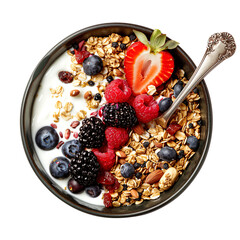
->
<box><xmin>132</xmin><ymin>94</ymin><xmax>159</xmax><ymax>123</ymax></box>
<box><xmin>97</xmin><ymin>171</ymin><xmax>115</xmax><ymax>185</ymax></box>
<box><xmin>104</xmin><ymin>79</ymin><xmax>132</xmax><ymax>103</ymax></box>
<box><xmin>105</xmin><ymin>127</ymin><xmax>129</xmax><ymax>149</ymax></box>
<box><xmin>105</xmin><ymin>177</ymin><xmax>120</xmax><ymax>193</ymax></box>
<box><xmin>92</xmin><ymin>145</ymin><xmax>115</xmax><ymax>171</ymax></box>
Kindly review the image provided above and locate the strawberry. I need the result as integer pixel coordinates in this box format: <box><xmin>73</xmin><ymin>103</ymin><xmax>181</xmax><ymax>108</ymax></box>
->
<box><xmin>124</xmin><ymin>29</ymin><xmax>179</xmax><ymax>96</ymax></box>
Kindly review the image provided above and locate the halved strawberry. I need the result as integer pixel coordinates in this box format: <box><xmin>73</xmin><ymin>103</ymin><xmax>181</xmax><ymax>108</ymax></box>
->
<box><xmin>124</xmin><ymin>29</ymin><xmax>179</xmax><ymax>96</ymax></box>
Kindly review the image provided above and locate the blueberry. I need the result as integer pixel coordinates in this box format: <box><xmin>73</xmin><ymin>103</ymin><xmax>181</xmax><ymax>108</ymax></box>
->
<box><xmin>61</xmin><ymin>140</ymin><xmax>83</xmax><ymax>159</ymax></box>
<box><xmin>186</xmin><ymin>136</ymin><xmax>199</xmax><ymax>151</ymax></box>
<box><xmin>85</xmin><ymin>185</ymin><xmax>101</xmax><ymax>198</ymax></box>
<box><xmin>120</xmin><ymin>43</ymin><xmax>127</xmax><ymax>50</ymax></box>
<box><xmin>120</xmin><ymin>163</ymin><xmax>135</xmax><ymax>178</ymax></box>
<box><xmin>49</xmin><ymin>157</ymin><xmax>70</xmax><ymax>179</ymax></box>
<box><xmin>129</xmin><ymin>33</ymin><xmax>136</xmax><ymax>41</ymax></box>
<box><xmin>178</xmin><ymin>150</ymin><xmax>185</xmax><ymax>159</ymax></box>
<box><xmin>88</xmin><ymin>80</ymin><xmax>95</xmax><ymax>86</ymax></box>
<box><xmin>133</xmin><ymin>162</ymin><xmax>141</xmax><ymax>169</ymax></box>
<box><xmin>163</xmin><ymin>163</ymin><xmax>169</xmax><ymax>169</ymax></box>
<box><xmin>188</xmin><ymin>123</ymin><xmax>194</xmax><ymax>128</ymax></box>
<box><xmin>157</xmin><ymin>146</ymin><xmax>177</xmax><ymax>162</ymax></box>
<box><xmin>72</xmin><ymin>43</ymin><xmax>79</xmax><ymax>50</ymax></box>
<box><xmin>35</xmin><ymin>126</ymin><xmax>59</xmax><ymax>150</ymax></box>
<box><xmin>143</xmin><ymin>141</ymin><xmax>150</xmax><ymax>148</ymax></box>
<box><xmin>174</xmin><ymin>81</ymin><xmax>184</xmax><ymax>98</ymax></box>
<box><xmin>159</xmin><ymin>98</ymin><xmax>173</xmax><ymax>113</ymax></box>
<box><xmin>112</xmin><ymin>42</ymin><xmax>118</xmax><ymax>48</ymax></box>
<box><xmin>135</xmin><ymin>172</ymin><xmax>142</xmax><ymax>179</ymax></box>
<box><xmin>83</xmin><ymin>55</ymin><xmax>103</xmax><ymax>76</ymax></box>
<box><xmin>106</xmin><ymin>75</ymin><xmax>114</xmax><ymax>83</ymax></box>
<box><xmin>94</xmin><ymin>93</ymin><xmax>102</xmax><ymax>101</ymax></box>
<box><xmin>197</xmin><ymin>120</ymin><xmax>202</xmax><ymax>126</ymax></box>
<box><xmin>68</xmin><ymin>178</ymin><xmax>84</xmax><ymax>193</ymax></box>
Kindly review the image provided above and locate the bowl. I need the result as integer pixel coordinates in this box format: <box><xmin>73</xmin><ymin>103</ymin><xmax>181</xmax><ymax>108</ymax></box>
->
<box><xmin>20</xmin><ymin>22</ymin><xmax>212</xmax><ymax>217</ymax></box>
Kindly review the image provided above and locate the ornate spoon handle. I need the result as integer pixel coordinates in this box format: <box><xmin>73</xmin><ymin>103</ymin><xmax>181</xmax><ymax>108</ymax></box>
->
<box><xmin>157</xmin><ymin>32</ymin><xmax>236</xmax><ymax>128</ymax></box>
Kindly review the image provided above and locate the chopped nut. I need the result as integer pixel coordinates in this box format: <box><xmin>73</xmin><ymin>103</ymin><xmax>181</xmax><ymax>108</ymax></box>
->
<box><xmin>84</xmin><ymin>91</ymin><xmax>93</xmax><ymax>100</ymax></box>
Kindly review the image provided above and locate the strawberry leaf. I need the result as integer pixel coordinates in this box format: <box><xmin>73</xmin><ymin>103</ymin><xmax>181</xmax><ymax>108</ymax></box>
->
<box><xmin>151</xmin><ymin>34</ymin><xmax>167</xmax><ymax>52</ymax></box>
<box><xmin>133</xmin><ymin>30</ymin><xmax>150</xmax><ymax>48</ymax></box>
<box><xmin>158</xmin><ymin>40</ymin><xmax>180</xmax><ymax>51</ymax></box>
<box><xmin>150</xmin><ymin>29</ymin><xmax>162</xmax><ymax>45</ymax></box>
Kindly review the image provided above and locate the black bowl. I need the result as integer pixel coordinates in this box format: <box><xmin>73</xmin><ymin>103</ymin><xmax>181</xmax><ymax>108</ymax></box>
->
<box><xmin>20</xmin><ymin>23</ymin><xmax>212</xmax><ymax>217</ymax></box>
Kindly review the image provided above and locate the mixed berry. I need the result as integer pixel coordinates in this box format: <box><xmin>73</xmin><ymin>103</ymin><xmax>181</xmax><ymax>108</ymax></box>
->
<box><xmin>35</xmin><ymin>29</ymin><xmax>201</xmax><ymax>208</ymax></box>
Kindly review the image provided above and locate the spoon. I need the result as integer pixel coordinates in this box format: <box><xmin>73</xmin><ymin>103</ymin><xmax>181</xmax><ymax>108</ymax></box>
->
<box><xmin>157</xmin><ymin>32</ymin><xmax>236</xmax><ymax>128</ymax></box>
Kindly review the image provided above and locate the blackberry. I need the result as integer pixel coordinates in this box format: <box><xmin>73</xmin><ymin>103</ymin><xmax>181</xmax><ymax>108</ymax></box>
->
<box><xmin>79</xmin><ymin>117</ymin><xmax>105</xmax><ymax>148</ymax></box>
<box><xmin>70</xmin><ymin>151</ymin><xmax>100</xmax><ymax>186</ymax></box>
<box><xmin>102</xmin><ymin>102</ymin><xmax>137</xmax><ymax>128</ymax></box>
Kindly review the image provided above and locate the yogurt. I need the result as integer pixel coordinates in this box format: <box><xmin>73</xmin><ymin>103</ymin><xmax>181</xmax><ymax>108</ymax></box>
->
<box><xmin>31</xmin><ymin>51</ymin><xmax>106</xmax><ymax>206</ymax></box>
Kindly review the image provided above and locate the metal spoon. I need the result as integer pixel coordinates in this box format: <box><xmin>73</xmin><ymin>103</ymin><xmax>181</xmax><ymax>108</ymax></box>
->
<box><xmin>157</xmin><ymin>32</ymin><xmax>236</xmax><ymax>128</ymax></box>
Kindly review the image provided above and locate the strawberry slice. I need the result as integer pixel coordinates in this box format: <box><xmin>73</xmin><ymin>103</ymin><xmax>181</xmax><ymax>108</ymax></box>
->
<box><xmin>124</xmin><ymin>29</ymin><xmax>179</xmax><ymax>96</ymax></box>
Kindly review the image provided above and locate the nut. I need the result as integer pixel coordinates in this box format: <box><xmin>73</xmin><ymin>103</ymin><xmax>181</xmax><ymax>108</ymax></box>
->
<box><xmin>84</xmin><ymin>91</ymin><xmax>93</xmax><ymax>100</ymax></box>
<box><xmin>159</xmin><ymin>167</ymin><xmax>179</xmax><ymax>191</ymax></box>
<box><xmin>116</xmin><ymin>151</ymin><xmax>127</xmax><ymax>158</ymax></box>
<box><xmin>154</xmin><ymin>141</ymin><xmax>162</xmax><ymax>148</ymax></box>
<box><xmin>130</xmin><ymin>189</ymin><xmax>139</xmax><ymax>199</ymax></box>
<box><xmin>145</xmin><ymin>169</ymin><xmax>164</xmax><ymax>184</ymax></box>
<box><xmin>70</xmin><ymin>89</ymin><xmax>80</xmax><ymax>97</ymax></box>
<box><xmin>132</xmin><ymin>124</ymin><xmax>145</xmax><ymax>135</ymax></box>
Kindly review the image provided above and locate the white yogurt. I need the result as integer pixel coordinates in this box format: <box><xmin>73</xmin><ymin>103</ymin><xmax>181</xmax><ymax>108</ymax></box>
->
<box><xmin>31</xmin><ymin>51</ymin><xmax>106</xmax><ymax>206</ymax></box>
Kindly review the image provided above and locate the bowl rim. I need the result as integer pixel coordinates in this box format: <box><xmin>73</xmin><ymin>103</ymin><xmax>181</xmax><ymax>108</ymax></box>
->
<box><xmin>20</xmin><ymin>22</ymin><xmax>212</xmax><ymax>218</ymax></box>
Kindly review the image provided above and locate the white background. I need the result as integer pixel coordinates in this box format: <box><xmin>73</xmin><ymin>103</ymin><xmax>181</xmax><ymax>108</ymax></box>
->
<box><xmin>1</xmin><ymin>0</ymin><xmax>239</xmax><ymax>239</ymax></box>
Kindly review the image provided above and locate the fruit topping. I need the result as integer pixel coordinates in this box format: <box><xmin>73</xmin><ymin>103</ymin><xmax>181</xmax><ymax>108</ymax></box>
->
<box><xmin>132</xmin><ymin>94</ymin><xmax>159</xmax><ymax>123</ymax></box>
<box><xmin>102</xmin><ymin>102</ymin><xmax>137</xmax><ymax>128</ymax></box>
<box><xmin>120</xmin><ymin>163</ymin><xmax>135</xmax><ymax>178</ymax></box>
<box><xmin>94</xmin><ymin>93</ymin><xmax>102</xmax><ymax>101</ymax></box>
<box><xmin>83</xmin><ymin>55</ymin><xmax>103</xmax><ymax>76</ymax></box>
<box><xmin>104</xmin><ymin>79</ymin><xmax>132</xmax><ymax>103</ymax></box>
<box><xmin>186</xmin><ymin>136</ymin><xmax>199</xmax><ymax>151</ymax></box>
<box><xmin>61</xmin><ymin>140</ymin><xmax>83</xmax><ymax>159</ymax></box>
<box><xmin>67</xmin><ymin>178</ymin><xmax>85</xmax><ymax>193</ymax></box>
<box><xmin>85</xmin><ymin>185</ymin><xmax>101</xmax><ymax>198</ymax></box>
<box><xmin>74</xmin><ymin>40</ymin><xmax>91</xmax><ymax>64</ymax></box>
<box><xmin>106</xmin><ymin>75</ymin><xmax>114</xmax><ymax>83</ymax></box>
<box><xmin>70</xmin><ymin>150</ymin><xmax>100</xmax><ymax>186</ymax></box>
<box><xmin>124</xmin><ymin>29</ymin><xmax>179</xmax><ymax>95</ymax></box>
<box><xmin>105</xmin><ymin>177</ymin><xmax>120</xmax><ymax>192</ymax></box>
<box><xmin>166</xmin><ymin>122</ymin><xmax>182</xmax><ymax>135</ymax></box>
<box><xmin>157</xmin><ymin>146</ymin><xmax>177</xmax><ymax>162</ymax></box>
<box><xmin>49</xmin><ymin>157</ymin><xmax>70</xmax><ymax>179</ymax></box>
<box><xmin>105</xmin><ymin>127</ymin><xmax>129</xmax><ymax>149</ymax></box>
<box><xmin>35</xmin><ymin>126</ymin><xmax>59</xmax><ymax>150</ymax></box>
<box><xmin>103</xmin><ymin>192</ymin><xmax>112</xmax><ymax>208</ymax></box>
<box><xmin>58</xmin><ymin>71</ymin><xmax>74</xmax><ymax>83</ymax></box>
<box><xmin>112</xmin><ymin>42</ymin><xmax>118</xmax><ymax>48</ymax></box>
<box><xmin>92</xmin><ymin>145</ymin><xmax>115</xmax><ymax>171</ymax></box>
<box><xmin>158</xmin><ymin>97</ymin><xmax>173</xmax><ymax>112</ymax></box>
<box><xmin>78</xmin><ymin>117</ymin><xmax>105</xmax><ymax>148</ymax></box>
<box><xmin>97</xmin><ymin>171</ymin><xmax>115</xmax><ymax>185</ymax></box>
<box><xmin>173</xmin><ymin>80</ymin><xmax>184</xmax><ymax>98</ymax></box>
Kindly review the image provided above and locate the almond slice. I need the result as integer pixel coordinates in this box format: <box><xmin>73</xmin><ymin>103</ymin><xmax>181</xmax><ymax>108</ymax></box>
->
<box><xmin>133</xmin><ymin>124</ymin><xmax>145</xmax><ymax>135</ymax></box>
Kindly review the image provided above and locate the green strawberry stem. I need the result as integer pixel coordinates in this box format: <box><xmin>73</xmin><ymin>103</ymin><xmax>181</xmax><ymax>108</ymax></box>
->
<box><xmin>133</xmin><ymin>29</ymin><xmax>179</xmax><ymax>54</ymax></box>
